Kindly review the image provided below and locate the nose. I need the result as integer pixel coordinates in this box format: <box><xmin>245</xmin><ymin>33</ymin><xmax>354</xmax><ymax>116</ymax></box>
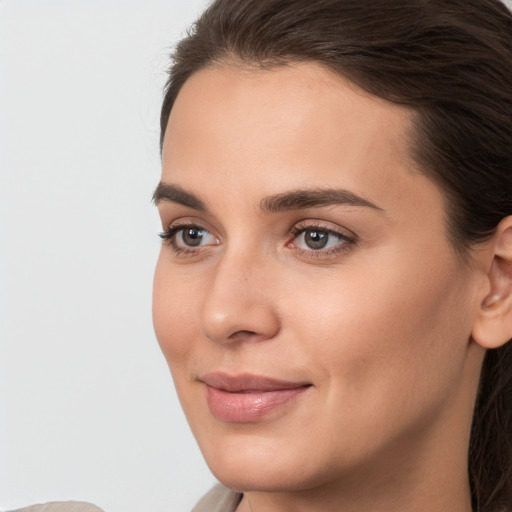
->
<box><xmin>200</xmin><ymin>248</ymin><xmax>281</xmax><ymax>345</ymax></box>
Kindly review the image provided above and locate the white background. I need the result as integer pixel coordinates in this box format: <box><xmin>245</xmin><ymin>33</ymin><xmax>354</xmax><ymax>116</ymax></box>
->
<box><xmin>1</xmin><ymin>1</ymin><xmax>512</xmax><ymax>511</ymax></box>
<box><xmin>0</xmin><ymin>1</ymin><xmax>215</xmax><ymax>511</ymax></box>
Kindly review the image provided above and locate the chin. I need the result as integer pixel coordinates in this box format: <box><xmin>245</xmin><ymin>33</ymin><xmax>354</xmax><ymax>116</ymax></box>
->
<box><xmin>211</xmin><ymin>461</ymin><xmax>318</xmax><ymax>494</ymax></box>
<box><xmin>197</xmin><ymin>432</ymin><xmax>331</xmax><ymax>493</ymax></box>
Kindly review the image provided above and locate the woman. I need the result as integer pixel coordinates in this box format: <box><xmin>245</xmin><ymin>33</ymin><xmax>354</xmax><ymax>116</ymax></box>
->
<box><xmin>152</xmin><ymin>0</ymin><xmax>512</xmax><ymax>511</ymax></box>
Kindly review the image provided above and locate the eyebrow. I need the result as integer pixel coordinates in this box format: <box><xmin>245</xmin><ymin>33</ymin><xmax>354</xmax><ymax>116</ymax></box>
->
<box><xmin>152</xmin><ymin>181</ymin><xmax>382</xmax><ymax>213</ymax></box>
<box><xmin>260</xmin><ymin>188</ymin><xmax>382</xmax><ymax>213</ymax></box>
<box><xmin>152</xmin><ymin>182</ymin><xmax>208</xmax><ymax>212</ymax></box>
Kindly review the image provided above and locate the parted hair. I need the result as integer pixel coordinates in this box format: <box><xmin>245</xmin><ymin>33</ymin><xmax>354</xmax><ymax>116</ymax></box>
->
<box><xmin>160</xmin><ymin>1</ymin><xmax>512</xmax><ymax>510</ymax></box>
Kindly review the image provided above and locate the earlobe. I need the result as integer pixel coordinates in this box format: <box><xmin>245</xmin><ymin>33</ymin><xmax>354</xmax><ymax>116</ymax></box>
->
<box><xmin>472</xmin><ymin>217</ymin><xmax>512</xmax><ymax>350</ymax></box>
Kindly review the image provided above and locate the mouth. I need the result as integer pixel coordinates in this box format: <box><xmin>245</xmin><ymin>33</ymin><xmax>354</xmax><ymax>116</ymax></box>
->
<box><xmin>200</xmin><ymin>372</ymin><xmax>312</xmax><ymax>423</ymax></box>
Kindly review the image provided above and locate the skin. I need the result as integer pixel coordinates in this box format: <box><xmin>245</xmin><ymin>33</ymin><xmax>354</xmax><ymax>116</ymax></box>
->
<box><xmin>153</xmin><ymin>63</ymin><xmax>495</xmax><ymax>511</ymax></box>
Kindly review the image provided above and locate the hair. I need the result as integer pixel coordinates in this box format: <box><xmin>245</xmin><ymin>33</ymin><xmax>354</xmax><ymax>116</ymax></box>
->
<box><xmin>159</xmin><ymin>1</ymin><xmax>512</xmax><ymax>510</ymax></box>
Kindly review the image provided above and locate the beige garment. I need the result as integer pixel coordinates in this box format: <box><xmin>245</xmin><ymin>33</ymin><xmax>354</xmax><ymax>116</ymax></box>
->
<box><xmin>192</xmin><ymin>484</ymin><xmax>242</xmax><ymax>512</ymax></box>
<box><xmin>7</xmin><ymin>487</ymin><xmax>240</xmax><ymax>512</ymax></box>
<box><xmin>7</xmin><ymin>502</ymin><xmax>104</xmax><ymax>512</ymax></box>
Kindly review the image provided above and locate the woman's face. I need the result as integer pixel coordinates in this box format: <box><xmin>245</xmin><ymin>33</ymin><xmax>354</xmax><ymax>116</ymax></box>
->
<box><xmin>153</xmin><ymin>63</ymin><xmax>485</xmax><ymax>493</ymax></box>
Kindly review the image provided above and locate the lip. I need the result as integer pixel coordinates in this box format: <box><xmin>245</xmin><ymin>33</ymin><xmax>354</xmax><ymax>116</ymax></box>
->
<box><xmin>200</xmin><ymin>372</ymin><xmax>312</xmax><ymax>423</ymax></box>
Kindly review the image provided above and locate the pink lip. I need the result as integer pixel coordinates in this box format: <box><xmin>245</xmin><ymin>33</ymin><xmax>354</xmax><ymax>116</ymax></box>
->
<box><xmin>201</xmin><ymin>372</ymin><xmax>312</xmax><ymax>423</ymax></box>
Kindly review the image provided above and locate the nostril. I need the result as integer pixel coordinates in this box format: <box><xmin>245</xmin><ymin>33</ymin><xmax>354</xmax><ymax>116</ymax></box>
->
<box><xmin>228</xmin><ymin>329</ymin><xmax>258</xmax><ymax>340</ymax></box>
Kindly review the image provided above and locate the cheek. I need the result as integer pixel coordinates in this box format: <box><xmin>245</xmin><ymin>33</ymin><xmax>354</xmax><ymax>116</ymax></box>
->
<box><xmin>288</xmin><ymin>247</ymin><xmax>473</xmax><ymax>418</ymax></box>
<box><xmin>152</xmin><ymin>253</ymin><xmax>198</xmax><ymax>369</ymax></box>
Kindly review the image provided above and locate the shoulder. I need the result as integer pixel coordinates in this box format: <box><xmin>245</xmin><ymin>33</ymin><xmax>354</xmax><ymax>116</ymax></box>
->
<box><xmin>7</xmin><ymin>502</ymin><xmax>104</xmax><ymax>512</ymax></box>
<box><xmin>192</xmin><ymin>484</ymin><xmax>242</xmax><ymax>512</ymax></box>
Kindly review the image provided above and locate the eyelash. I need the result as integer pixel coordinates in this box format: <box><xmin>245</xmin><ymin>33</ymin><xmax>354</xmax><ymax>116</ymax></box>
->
<box><xmin>288</xmin><ymin>223</ymin><xmax>355</xmax><ymax>259</ymax></box>
<box><xmin>158</xmin><ymin>224</ymin><xmax>211</xmax><ymax>255</ymax></box>
<box><xmin>159</xmin><ymin>222</ymin><xmax>356</xmax><ymax>259</ymax></box>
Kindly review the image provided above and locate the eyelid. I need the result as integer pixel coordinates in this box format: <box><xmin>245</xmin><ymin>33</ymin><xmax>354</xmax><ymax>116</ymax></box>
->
<box><xmin>291</xmin><ymin>219</ymin><xmax>357</xmax><ymax>239</ymax></box>
<box><xmin>287</xmin><ymin>220</ymin><xmax>357</xmax><ymax>259</ymax></box>
<box><xmin>160</xmin><ymin>216</ymin><xmax>219</xmax><ymax>237</ymax></box>
<box><xmin>159</xmin><ymin>218</ymin><xmax>220</xmax><ymax>255</ymax></box>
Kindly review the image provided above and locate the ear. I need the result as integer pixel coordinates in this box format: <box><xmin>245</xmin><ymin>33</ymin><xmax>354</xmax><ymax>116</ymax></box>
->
<box><xmin>472</xmin><ymin>216</ymin><xmax>512</xmax><ymax>349</ymax></box>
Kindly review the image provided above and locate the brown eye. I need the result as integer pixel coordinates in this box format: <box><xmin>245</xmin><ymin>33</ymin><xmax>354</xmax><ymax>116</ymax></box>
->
<box><xmin>294</xmin><ymin>228</ymin><xmax>348</xmax><ymax>251</ymax></box>
<box><xmin>289</xmin><ymin>223</ymin><xmax>355</xmax><ymax>258</ymax></box>
<box><xmin>166</xmin><ymin>224</ymin><xmax>219</xmax><ymax>251</ymax></box>
<box><xmin>180</xmin><ymin>227</ymin><xmax>206</xmax><ymax>247</ymax></box>
<box><xmin>159</xmin><ymin>224</ymin><xmax>219</xmax><ymax>252</ymax></box>
<box><xmin>303</xmin><ymin>230</ymin><xmax>329</xmax><ymax>250</ymax></box>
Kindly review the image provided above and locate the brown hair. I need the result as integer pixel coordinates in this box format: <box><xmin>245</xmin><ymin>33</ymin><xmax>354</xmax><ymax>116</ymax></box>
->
<box><xmin>160</xmin><ymin>1</ymin><xmax>512</xmax><ymax>510</ymax></box>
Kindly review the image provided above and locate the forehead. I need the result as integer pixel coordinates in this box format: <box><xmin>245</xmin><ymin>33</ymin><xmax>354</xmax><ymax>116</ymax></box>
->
<box><xmin>165</xmin><ymin>62</ymin><xmax>413</xmax><ymax>153</ymax></box>
<box><xmin>163</xmin><ymin>63</ymin><xmax>413</xmax><ymax>171</ymax></box>
<box><xmin>161</xmin><ymin>62</ymin><xmax>444</xmax><ymax>226</ymax></box>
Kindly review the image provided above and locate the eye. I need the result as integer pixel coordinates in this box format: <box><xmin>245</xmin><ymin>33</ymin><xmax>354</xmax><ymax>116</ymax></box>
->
<box><xmin>296</xmin><ymin>229</ymin><xmax>337</xmax><ymax>250</ymax></box>
<box><xmin>176</xmin><ymin>227</ymin><xmax>211</xmax><ymax>247</ymax></box>
<box><xmin>289</xmin><ymin>223</ymin><xmax>355</xmax><ymax>257</ymax></box>
<box><xmin>159</xmin><ymin>224</ymin><xmax>219</xmax><ymax>252</ymax></box>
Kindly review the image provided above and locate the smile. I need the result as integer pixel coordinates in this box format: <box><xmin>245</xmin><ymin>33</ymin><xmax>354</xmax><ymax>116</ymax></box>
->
<box><xmin>201</xmin><ymin>373</ymin><xmax>312</xmax><ymax>423</ymax></box>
